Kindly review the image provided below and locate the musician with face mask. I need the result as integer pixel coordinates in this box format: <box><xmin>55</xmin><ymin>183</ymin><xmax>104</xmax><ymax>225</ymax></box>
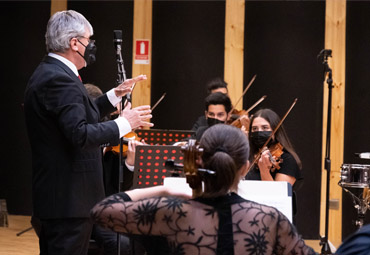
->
<box><xmin>191</xmin><ymin>78</ymin><xmax>229</xmax><ymax>132</ymax></box>
<box><xmin>194</xmin><ymin>92</ymin><xmax>232</xmax><ymax>140</ymax></box>
<box><xmin>245</xmin><ymin>109</ymin><xmax>302</xmax><ymax>188</ymax></box>
<box><xmin>24</xmin><ymin>10</ymin><xmax>153</xmax><ymax>255</ymax></box>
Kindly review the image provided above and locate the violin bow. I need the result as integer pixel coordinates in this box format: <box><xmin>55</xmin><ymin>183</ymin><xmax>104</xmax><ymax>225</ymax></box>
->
<box><xmin>229</xmin><ymin>74</ymin><xmax>257</xmax><ymax>115</ymax></box>
<box><xmin>245</xmin><ymin>95</ymin><xmax>267</xmax><ymax>114</ymax></box>
<box><xmin>151</xmin><ymin>92</ymin><xmax>166</xmax><ymax>111</ymax></box>
<box><xmin>248</xmin><ymin>98</ymin><xmax>298</xmax><ymax>172</ymax></box>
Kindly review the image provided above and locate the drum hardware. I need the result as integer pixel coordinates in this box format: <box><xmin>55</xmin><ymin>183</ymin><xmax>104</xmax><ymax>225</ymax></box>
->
<box><xmin>341</xmin><ymin>186</ymin><xmax>370</xmax><ymax>228</ymax></box>
<box><xmin>339</xmin><ymin>164</ymin><xmax>370</xmax><ymax>228</ymax></box>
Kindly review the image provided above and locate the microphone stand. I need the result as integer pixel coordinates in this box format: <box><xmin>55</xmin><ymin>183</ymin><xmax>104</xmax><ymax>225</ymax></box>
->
<box><xmin>318</xmin><ymin>49</ymin><xmax>333</xmax><ymax>255</ymax></box>
<box><xmin>114</xmin><ymin>29</ymin><xmax>127</xmax><ymax>255</ymax></box>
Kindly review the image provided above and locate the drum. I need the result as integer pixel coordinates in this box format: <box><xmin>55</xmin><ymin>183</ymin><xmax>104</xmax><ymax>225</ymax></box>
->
<box><xmin>340</xmin><ymin>164</ymin><xmax>370</xmax><ymax>188</ymax></box>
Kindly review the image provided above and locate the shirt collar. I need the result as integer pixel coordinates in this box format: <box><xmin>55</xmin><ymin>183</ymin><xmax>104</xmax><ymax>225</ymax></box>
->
<box><xmin>48</xmin><ymin>52</ymin><xmax>79</xmax><ymax>77</ymax></box>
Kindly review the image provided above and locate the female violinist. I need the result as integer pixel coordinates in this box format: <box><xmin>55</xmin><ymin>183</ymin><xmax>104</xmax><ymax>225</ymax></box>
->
<box><xmin>91</xmin><ymin>124</ymin><xmax>315</xmax><ymax>255</ymax></box>
<box><xmin>245</xmin><ymin>108</ymin><xmax>302</xmax><ymax>187</ymax></box>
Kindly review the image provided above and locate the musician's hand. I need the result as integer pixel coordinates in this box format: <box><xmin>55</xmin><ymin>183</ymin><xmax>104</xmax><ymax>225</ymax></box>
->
<box><xmin>114</xmin><ymin>74</ymin><xmax>147</xmax><ymax>97</ymax></box>
<box><xmin>257</xmin><ymin>149</ymin><xmax>273</xmax><ymax>175</ymax></box>
<box><xmin>241</xmin><ymin>125</ymin><xmax>249</xmax><ymax>137</ymax></box>
<box><xmin>120</xmin><ymin>103</ymin><xmax>154</xmax><ymax>129</ymax></box>
<box><xmin>239</xmin><ymin>115</ymin><xmax>250</xmax><ymax>131</ymax></box>
<box><xmin>126</xmin><ymin>140</ymin><xmax>144</xmax><ymax>166</ymax></box>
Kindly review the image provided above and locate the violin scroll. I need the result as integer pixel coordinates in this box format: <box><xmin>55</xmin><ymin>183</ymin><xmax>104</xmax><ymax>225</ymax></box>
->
<box><xmin>181</xmin><ymin>139</ymin><xmax>203</xmax><ymax>197</ymax></box>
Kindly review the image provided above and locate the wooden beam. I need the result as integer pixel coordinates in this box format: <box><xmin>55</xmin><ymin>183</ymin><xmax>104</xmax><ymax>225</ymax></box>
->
<box><xmin>320</xmin><ymin>0</ymin><xmax>346</xmax><ymax>247</ymax></box>
<box><xmin>224</xmin><ymin>0</ymin><xmax>245</xmax><ymax>109</ymax></box>
<box><xmin>50</xmin><ymin>0</ymin><xmax>67</xmax><ymax>16</ymax></box>
<box><xmin>132</xmin><ymin>0</ymin><xmax>152</xmax><ymax>108</ymax></box>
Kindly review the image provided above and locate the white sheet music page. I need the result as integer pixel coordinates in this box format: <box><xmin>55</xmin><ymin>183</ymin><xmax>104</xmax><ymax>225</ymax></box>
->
<box><xmin>163</xmin><ymin>178</ymin><xmax>293</xmax><ymax>222</ymax></box>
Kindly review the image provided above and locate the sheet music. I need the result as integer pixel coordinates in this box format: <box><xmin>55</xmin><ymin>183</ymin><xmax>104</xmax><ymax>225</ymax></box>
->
<box><xmin>163</xmin><ymin>178</ymin><xmax>292</xmax><ymax>222</ymax></box>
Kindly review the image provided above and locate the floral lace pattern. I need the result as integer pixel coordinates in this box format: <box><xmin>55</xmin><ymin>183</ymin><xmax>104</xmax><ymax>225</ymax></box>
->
<box><xmin>91</xmin><ymin>193</ymin><xmax>316</xmax><ymax>255</ymax></box>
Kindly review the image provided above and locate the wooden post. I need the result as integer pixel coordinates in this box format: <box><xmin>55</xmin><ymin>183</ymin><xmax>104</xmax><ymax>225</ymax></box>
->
<box><xmin>320</xmin><ymin>0</ymin><xmax>346</xmax><ymax>247</ymax></box>
<box><xmin>50</xmin><ymin>0</ymin><xmax>67</xmax><ymax>16</ymax></box>
<box><xmin>224</xmin><ymin>0</ymin><xmax>245</xmax><ymax>108</ymax></box>
<box><xmin>132</xmin><ymin>0</ymin><xmax>152</xmax><ymax>108</ymax></box>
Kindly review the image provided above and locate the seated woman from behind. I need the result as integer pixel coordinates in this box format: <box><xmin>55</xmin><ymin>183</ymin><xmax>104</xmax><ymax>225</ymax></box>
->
<box><xmin>91</xmin><ymin>124</ymin><xmax>316</xmax><ymax>255</ymax></box>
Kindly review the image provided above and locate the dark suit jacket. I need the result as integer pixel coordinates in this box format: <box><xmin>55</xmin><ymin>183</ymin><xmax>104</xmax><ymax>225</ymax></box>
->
<box><xmin>24</xmin><ymin>56</ymin><xmax>120</xmax><ymax>219</ymax></box>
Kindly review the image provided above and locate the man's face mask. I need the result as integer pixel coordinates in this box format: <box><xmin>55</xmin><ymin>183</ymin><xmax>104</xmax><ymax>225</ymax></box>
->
<box><xmin>249</xmin><ymin>131</ymin><xmax>273</xmax><ymax>149</ymax></box>
<box><xmin>77</xmin><ymin>38</ymin><xmax>97</xmax><ymax>66</ymax></box>
<box><xmin>207</xmin><ymin>117</ymin><xmax>225</xmax><ymax>127</ymax></box>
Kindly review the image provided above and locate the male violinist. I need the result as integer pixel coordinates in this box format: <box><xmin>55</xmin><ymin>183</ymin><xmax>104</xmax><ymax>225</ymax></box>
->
<box><xmin>194</xmin><ymin>92</ymin><xmax>232</xmax><ymax>140</ymax></box>
<box><xmin>24</xmin><ymin>10</ymin><xmax>152</xmax><ymax>255</ymax></box>
<box><xmin>191</xmin><ymin>78</ymin><xmax>228</xmax><ymax>132</ymax></box>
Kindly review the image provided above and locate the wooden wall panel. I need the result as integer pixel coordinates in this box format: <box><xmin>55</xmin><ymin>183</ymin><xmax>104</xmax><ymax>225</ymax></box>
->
<box><xmin>132</xmin><ymin>0</ymin><xmax>152</xmax><ymax>108</ymax></box>
<box><xmin>224</xmin><ymin>0</ymin><xmax>245</xmax><ymax>109</ymax></box>
<box><xmin>51</xmin><ymin>0</ymin><xmax>67</xmax><ymax>15</ymax></box>
<box><xmin>320</xmin><ymin>0</ymin><xmax>346</xmax><ymax>247</ymax></box>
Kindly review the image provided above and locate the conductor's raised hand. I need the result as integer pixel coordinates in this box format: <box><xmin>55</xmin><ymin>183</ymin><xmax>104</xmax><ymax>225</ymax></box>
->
<box><xmin>120</xmin><ymin>102</ymin><xmax>153</xmax><ymax>130</ymax></box>
<box><xmin>114</xmin><ymin>74</ymin><xmax>147</xmax><ymax>97</ymax></box>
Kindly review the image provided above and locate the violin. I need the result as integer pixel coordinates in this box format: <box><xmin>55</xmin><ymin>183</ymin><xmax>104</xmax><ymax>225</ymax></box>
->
<box><xmin>228</xmin><ymin>95</ymin><xmax>267</xmax><ymax>130</ymax></box>
<box><xmin>248</xmin><ymin>98</ymin><xmax>298</xmax><ymax>172</ymax></box>
<box><xmin>262</xmin><ymin>142</ymin><xmax>284</xmax><ymax>171</ymax></box>
<box><xmin>106</xmin><ymin>92</ymin><xmax>166</xmax><ymax>157</ymax></box>
<box><xmin>105</xmin><ymin>131</ymin><xmax>142</xmax><ymax>157</ymax></box>
<box><xmin>226</xmin><ymin>75</ymin><xmax>256</xmax><ymax>125</ymax></box>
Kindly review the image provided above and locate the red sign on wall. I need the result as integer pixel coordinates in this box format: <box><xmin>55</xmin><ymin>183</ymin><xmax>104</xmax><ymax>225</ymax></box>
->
<box><xmin>134</xmin><ymin>39</ymin><xmax>150</xmax><ymax>65</ymax></box>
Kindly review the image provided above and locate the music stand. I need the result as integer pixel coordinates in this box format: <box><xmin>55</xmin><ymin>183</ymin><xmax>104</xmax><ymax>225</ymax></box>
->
<box><xmin>136</xmin><ymin>129</ymin><xmax>194</xmax><ymax>145</ymax></box>
<box><xmin>132</xmin><ymin>145</ymin><xmax>185</xmax><ymax>189</ymax></box>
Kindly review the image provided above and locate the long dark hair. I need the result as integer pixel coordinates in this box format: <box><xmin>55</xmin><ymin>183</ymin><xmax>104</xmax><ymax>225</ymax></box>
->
<box><xmin>199</xmin><ymin>124</ymin><xmax>249</xmax><ymax>197</ymax></box>
<box><xmin>248</xmin><ymin>108</ymin><xmax>302</xmax><ymax>169</ymax></box>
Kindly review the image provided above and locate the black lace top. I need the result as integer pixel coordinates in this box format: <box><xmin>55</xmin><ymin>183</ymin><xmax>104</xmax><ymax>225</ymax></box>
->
<box><xmin>91</xmin><ymin>192</ymin><xmax>316</xmax><ymax>255</ymax></box>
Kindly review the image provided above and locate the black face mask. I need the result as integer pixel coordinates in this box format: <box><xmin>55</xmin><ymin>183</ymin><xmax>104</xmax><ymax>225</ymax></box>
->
<box><xmin>207</xmin><ymin>117</ymin><xmax>225</xmax><ymax>127</ymax></box>
<box><xmin>249</xmin><ymin>131</ymin><xmax>274</xmax><ymax>149</ymax></box>
<box><xmin>77</xmin><ymin>39</ymin><xmax>97</xmax><ymax>66</ymax></box>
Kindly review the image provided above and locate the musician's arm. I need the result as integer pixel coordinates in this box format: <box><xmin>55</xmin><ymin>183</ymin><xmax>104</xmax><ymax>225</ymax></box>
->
<box><xmin>275</xmin><ymin>173</ymin><xmax>296</xmax><ymax>186</ymax></box>
<box><xmin>126</xmin><ymin>185</ymin><xmax>191</xmax><ymax>201</ymax></box>
<box><xmin>258</xmin><ymin>150</ymin><xmax>274</xmax><ymax>181</ymax></box>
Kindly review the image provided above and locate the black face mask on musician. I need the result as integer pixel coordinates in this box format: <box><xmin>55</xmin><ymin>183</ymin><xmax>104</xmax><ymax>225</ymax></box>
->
<box><xmin>77</xmin><ymin>39</ymin><xmax>97</xmax><ymax>66</ymax></box>
<box><xmin>207</xmin><ymin>117</ymin><xmax>225</xmax><ymax>127</ymax></box>
<box><xmin>249</xmin><ymin>131</ymin><xmax>274</xmax><ymax>149</ymax></box>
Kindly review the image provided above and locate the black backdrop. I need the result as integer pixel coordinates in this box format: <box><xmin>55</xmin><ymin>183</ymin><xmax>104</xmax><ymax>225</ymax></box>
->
<box><xmin>243</xmin><ymin>1</ymin><xmax>325</xmax><ymax>239</ymax></box>
<box><xmin>3</xmin><ymin>0</ymin><xmax>369</xmax><ymax>241</ymax></box>
<box><xmin>343</xmin><ymin>1</ymin><xmax>370</xmax><ymax>240</ymax></box>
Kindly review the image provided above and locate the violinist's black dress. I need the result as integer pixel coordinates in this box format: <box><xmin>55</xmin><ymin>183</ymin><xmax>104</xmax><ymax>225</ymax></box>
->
<box><xmin>91</xmin><ymin>192</ymin><xmax>316</xmax><ymax>255</ymax></box>
<box><xmin>245</xmin><ymin>150</ymin><xmax>302</xmax><ymax>184</ymax></box>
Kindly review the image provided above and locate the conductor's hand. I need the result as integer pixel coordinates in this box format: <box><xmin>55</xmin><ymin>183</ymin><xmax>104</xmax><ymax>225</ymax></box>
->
<box><xmin>114</xmin><ymin>74</ymin><xmax>147</xmax><ymax>97</ymax></box>
<box><xmin>120</xmin><ymin>102</ymin><xmax>153</xmax><ymax>130</ymax></box>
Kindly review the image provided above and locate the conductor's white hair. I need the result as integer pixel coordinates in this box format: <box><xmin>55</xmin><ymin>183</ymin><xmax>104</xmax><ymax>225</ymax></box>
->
<box><xmin>45</xmin><ymin>10</ymin><xmax>93</xmax><ymax>53</ymax></box>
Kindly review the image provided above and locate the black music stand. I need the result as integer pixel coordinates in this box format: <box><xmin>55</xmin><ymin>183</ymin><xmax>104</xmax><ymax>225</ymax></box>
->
<box><xmin>132</xmin><ymin>145</ymin><xmax>185</xmax><ymax>189</ymax></box>
<box><xmin>135</xmin><ymin>129</ymin><xmax>194</xmax><ymax>145</ymax></box>
<box><xmin>318</xmin><ymin>49</ymin><xmax>333</xmax><ymax>254</ymax></box>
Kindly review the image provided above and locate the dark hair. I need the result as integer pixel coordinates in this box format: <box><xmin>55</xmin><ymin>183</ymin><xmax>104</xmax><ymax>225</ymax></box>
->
<box><xmin>84</xmin><ymin>83</ymin><xmax>103</xmax><ymax>99</ymax></box>
<box><xmin>249</xmin><ymin>108</ymin><xmax>302</xmax><ymax>169</ymax></box>
<box><xmin>206</xmin><ymin>78</ymin><xmax>228</xmax><ymax>95</ymax></box>
<box><xmin>199</xmin><ymin>124</ymin><xmax>249</xmax><ymax>197</ymax></box>
<box><xmin>205</xmin><ymin>92</ymin><xmax>232</xmax><ymax>114</ymax></box>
